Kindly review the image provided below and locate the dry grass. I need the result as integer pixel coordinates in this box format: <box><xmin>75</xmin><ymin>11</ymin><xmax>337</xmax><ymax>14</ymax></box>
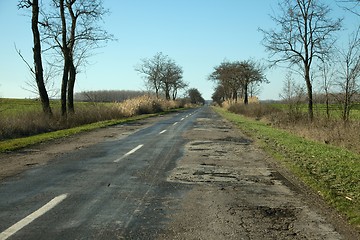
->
<box><xmin>0</xmin><ymin>96</ymin><xmax>183</xmax><ymax>141</ymax></box>
<box><xmin>117</xmin><ymin>96</ymin><xmax>181</xmax><ymax>117</ymax></box>
<box><xmin>228</xmin><ymin>102</ymin><xmax>360</xmax><ymax>154</ymax></box>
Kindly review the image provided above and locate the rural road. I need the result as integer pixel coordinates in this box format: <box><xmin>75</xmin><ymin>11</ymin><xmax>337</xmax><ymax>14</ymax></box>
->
<box><xmin>0</xmin><ymin>106</ymin><xmax>358</xmax><ymax>239</ymax></box>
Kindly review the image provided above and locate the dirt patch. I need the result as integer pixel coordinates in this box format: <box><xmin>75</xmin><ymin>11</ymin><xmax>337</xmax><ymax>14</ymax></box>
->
<box><xmin>161</xmin><ymin>108</ymin><xmax>359</xmax><ymax>240</ymax></box>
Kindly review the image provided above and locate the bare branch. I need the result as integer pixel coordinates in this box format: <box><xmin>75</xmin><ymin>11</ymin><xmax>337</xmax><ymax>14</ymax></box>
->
<box><xmin>15</xmin><ymin>44</ymin><xmax>35</xmax><ymax>74</ymax></box>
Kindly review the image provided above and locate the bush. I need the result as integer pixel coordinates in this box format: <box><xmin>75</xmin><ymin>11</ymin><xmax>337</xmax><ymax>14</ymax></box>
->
<box><xmin>228</xmin><ymin>103</ymin><xmax>281</xmax><ymax>120</ymax></box>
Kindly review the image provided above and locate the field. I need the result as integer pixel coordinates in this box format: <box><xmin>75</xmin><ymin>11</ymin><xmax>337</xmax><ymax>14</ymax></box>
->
<box><xmin>270</xmin><ymin>102</ymin><xmax>360</xmax><ymax>120</ymax></box>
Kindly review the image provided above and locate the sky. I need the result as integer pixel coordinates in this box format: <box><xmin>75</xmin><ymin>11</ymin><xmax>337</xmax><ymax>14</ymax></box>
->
<box><xmin>0</xmin><ymin>0</ymin><xmax>358</xmax><ymax>100</ymax></box>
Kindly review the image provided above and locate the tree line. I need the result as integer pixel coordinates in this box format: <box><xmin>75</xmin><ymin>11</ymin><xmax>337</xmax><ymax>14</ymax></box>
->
<box><xmin>74</xmin><ymin>90</ymin><xmax>147</xmax><ymax>102</ymax></box>
<box><xmin>209</xmin><ymin>60</ymin><xmax>267</xmax><ymax>106</ymax></box>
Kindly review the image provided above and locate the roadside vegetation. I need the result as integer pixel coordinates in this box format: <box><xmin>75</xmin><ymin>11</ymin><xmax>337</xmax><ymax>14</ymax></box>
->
<box><xmin>213</xmin><ymin>104</ymin><xmax>360</xmax><ymax>229</ymax></box>
<box><xmin>0</xmin><ymin>95</ymin><xmax>201</xmax><ymax>152</ymax></box>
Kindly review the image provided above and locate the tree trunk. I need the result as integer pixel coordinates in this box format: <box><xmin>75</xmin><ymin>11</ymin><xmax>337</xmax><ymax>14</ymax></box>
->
<box><xmin>343</xmin><ymin>89</ymin><xmax>350</xmax><ymax>122</ymax></box>
<box><xmin>233</xmin><ymin>90</ymin><xmax>238</xmax><ymax>103</ymax></box>
<box><xmin>61</xmin><ymin>60</ymin><xmax>69</xmax><ymax>117</ymax></box>
<box><xmin>60</xmin><ymin>0</ymin><xmax>69</xmax><ymax>117</ymax></box>
<box><xmin>325</xmin><ymin>92</ymin><xmax>330</xmax><ymax>119</ymax></box>
<box><xmin>244</xmin><ymin>82</ymin><xmax>249</xmax><ymax>105</ymax></box>
<box><xmin>31</xmin><ymin>0</ymin><xmax>52</xmax><ymax>116</ymax></box>
<box><xmin>305</xmin><ymin>65</ymin><xmax>314</xmax><ymax>121</ymax></box>
<box><xmin>164</xmin><ymin>82</ymin><xmax>171</xmax><ymax>100</ymax></box>
<box><xmin>67</xmin><ymin>61</ymin><xmax>76</xmax><ymax>113</ymax></box>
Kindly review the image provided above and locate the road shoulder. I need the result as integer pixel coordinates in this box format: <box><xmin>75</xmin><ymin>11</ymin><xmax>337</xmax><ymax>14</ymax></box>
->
<box><xmin>160</xmin><ymin>108</ymin><xmax>359</xmax><ymax>239</ymax></box>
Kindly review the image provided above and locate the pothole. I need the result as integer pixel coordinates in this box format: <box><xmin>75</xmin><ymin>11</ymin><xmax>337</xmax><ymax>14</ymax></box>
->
<box><xmin>218</xmin><ymin>136</ymin><xmax>253</xmax><ymax>145</ymax></box>
<box><xmin>168</xmin><ymin>165</ymin><xmax>241</xmax><ymax>184</ymax></box>
<box><xmin>190</xmin><ymin>141</ymin><xmax>214</xmax><ymax>146</ymax></box>
<box><xmin>257</xmin><ymin>206</ymin><xmax>297</xmax><ymax>218</ymax></box>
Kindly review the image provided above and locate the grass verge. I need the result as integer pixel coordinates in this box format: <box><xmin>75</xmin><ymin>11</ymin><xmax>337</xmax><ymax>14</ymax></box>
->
<box><xmin>213</xmin><ymin>106</ymin><xmax>360</xmax><ymax>229</ymax></box>
<box><xmin>0</xmin><ymin>113</ymin><xmax>157</xmax><ymax>153</ymax></box>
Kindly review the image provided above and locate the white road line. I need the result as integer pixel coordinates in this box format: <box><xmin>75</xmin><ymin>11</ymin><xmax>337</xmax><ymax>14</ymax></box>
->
<box><xmin>173</xmin><ymin>122</ymin><xmax>178</xmax><ymax>126</ymax></box>
<box><xmin>0</xmin><ymin>194</ymin><xmax>68</xmax><ymax>240</ymax></box>
<box><xmin>159</xmin><ymin>130</ymin><xmax>167</xmax><ymax>135</ymax></box>
<box><xmin>114</xmin><ymin>144</ymin><xmax>144</xmax><ymax>163</ymax></box>
<box><xmin>180</xmin><ymin>118</ymin><xmax>185</xmax><ymax>121</ymax></box>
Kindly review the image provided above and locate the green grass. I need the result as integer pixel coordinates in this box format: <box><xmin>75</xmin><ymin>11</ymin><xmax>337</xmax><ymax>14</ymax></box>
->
<box><xmin>214</xmin><ymin>107</ymin><xmax>360</xmax><ymax>229</ymax></box>
<box><xmin>0</xmin><ymin>98</ymin><xmax>107</xmax><ymax>116</ymax></box>
<box><xmin>0</xmin><ymin>113</ymin><xmax>156</xmax><ymax>153</ymax></box>
<box><xmin>270</xmin><ymin>103</ymin><xmax>360</xmax><ymax>120</ymax></box>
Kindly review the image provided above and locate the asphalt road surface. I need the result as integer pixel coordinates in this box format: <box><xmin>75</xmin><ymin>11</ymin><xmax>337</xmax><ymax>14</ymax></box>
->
<box><xmin>0</xmin><ymin>106</ymin><xmax>357</xmax><ymax>239</ymax></box>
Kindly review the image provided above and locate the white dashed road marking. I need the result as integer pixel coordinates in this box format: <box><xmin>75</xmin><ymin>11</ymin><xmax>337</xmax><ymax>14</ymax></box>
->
<box><xmin>114</xmin><ymin>144</ymin><xmax>144</xmax><ymax>163</ymax></box>
<box><xmin>0</xmin><ymin>194</ymin><xmax>68</xmax><ymax>240</ymax></box>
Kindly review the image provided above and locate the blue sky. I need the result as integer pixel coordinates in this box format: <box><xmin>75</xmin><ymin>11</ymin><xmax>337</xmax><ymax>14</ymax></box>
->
<box><xmin>0</xmin><ymin>0</ymin><xmax>358</xmax><ymax>100</ymax></box>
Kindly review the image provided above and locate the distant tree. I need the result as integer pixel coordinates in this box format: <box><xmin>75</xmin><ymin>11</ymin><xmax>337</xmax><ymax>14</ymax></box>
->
<box><xmin>209</xmin><ymin>60</ymin><xmax>266</xmax><ymax>104</ymax></box>
<box><xmin>248</xmin><ymin>81</ymin><xmax>262</xmax><ymax>98</ymax></box>
<box><xmin>161</xmin><ymin>59</ymin><xmax>184</xmax><ymax>100</ymax></box>
<box><xmin>260</xmin><ymin>0</ymin><xmax>342</xmax><ymax>120</ymax></box>
<box><xmin>188</xmin><ymin>88</ymin><xmax>205</xmax><ymax>105</ymax></box>
<box><xmin>171</xmin><ymin>76</ymin><xmax>188</xmax><ymax>100</ymax></box>
<box><xmin>280</xmin><ymin>72</ymin><xmax>306</xmax><ymax>118</ymax></box>
<box><xmin>335</xmin><ymin>27</ymin><xmax>360</xmax><ymax>122</ymax></box>
<box><xmin>212</xmin><ymin>85</ymin><xmax>225</xmax><ymax>105</ymax></box>
<box><xmin>238</xmin><ymin>60</ymin><xmax>267</xmax><ymax>104</ymax></box>
<box><xmin>135</xmin><ymin>52</ymin><xmax>186</xmax><ymax>100</ymax></box>
<box><xmin>318</xmin><ymin>57</ymin><xmax>336</xmax><ymax>119</ymax></box>
<box><xmin>209</xmin><ymin>61</ymin><xmax>243</xmax><ymax>102</ymax></box>
<box><xmin>18</xmin><ymin>0</ymin><xmax>52</xmax><ymax>116</ymax></box>
<box><xmin>40</xmin><ymin>0</ymin><xmax>113</xmax><ymax>116</ymax></box>
<box><xmin>136</xmin><ymin>52</ymin><xmax>166</xmax><ymax>99</ymax></box>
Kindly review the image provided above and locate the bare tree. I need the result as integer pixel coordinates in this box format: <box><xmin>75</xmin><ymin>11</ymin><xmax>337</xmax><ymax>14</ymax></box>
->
<box><xmin>135</xmin><ymin>53</ymin><xmax>186</xmax><ymax>100</ymax></box>
<box><xmin>280</xmin><ymin>72</ymin><xmax>306</xmax><ymax>118</ymax></box>
<box><xmin>336</xmin><ymin>27</ymin><xmax>360</xmax><ymax>122</ymax></box>
<box><xmin>188</xmin><ymin>88</ymin><xmax>205</xmax><ymax>105</ymax></box>
<box><xmin>40</xmin><ymin>0</ymin><xmax>113</xmax><ymax>116</ymax></box>
<box><xmin>239</xmin><ymin>60</ymin><xmax>267</xmax><ymax>104</ymax></box>
<box><xmin>18</xmin><ymin>0</ymin><xmax>52</xmax><ymax>116</ymax></box>
<box><xmin>209</xmin><ymin>60</ymin><xmax>267</xmax><ymax>105</ymax></box>
<box><xmin>209</xmin><ymin>61</ymin><xmax>244</xmax><ymax>103</ymax></box>
<box><xmin>136</xmin><ymin>53</ymin><xmax>167</xmax><ymax>99</ymax></box>
<box><xmin>318</xmin><ymin>58</ymin><xmax>336</xmax><ymax>119</ymax></box>
<box><xmin>212</xmin><ymin>85</ymin><xmax>225</xmax><ymax>106</ymax></box>
<box><xmin>162</xmin><ymin>59</ymin><xmax>184</xmax><ymax>100</ymax></box>
<box><xmin>260</xmin><ymin>0</ymin><xmax>342</xmax><ymax>120</ymax></box>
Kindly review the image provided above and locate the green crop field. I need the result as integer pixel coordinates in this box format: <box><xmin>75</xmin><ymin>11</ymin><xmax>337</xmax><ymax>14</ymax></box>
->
<box><xmin>270</xmin><ymin>103</ymin><xmax>360</xmax><ymax>120</ymax></box>
<box><xmin>0</xmin><ymin>98</ymin><xmax>110</xmax><ymax>117</ymax></box>
<box><xmin>0</xmin><ymin>98</ymin><xmax>46</xmax><ymax>116</ymax></box>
